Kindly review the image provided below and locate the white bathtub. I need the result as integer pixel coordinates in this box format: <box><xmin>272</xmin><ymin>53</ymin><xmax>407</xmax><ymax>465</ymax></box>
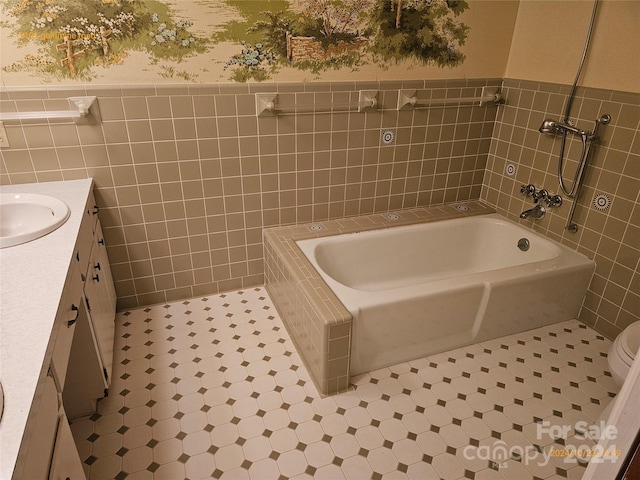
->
<box><xmin>296</xmin><ymin>213</ymin><xmax>596</xmax><ymax>375</ymax></box>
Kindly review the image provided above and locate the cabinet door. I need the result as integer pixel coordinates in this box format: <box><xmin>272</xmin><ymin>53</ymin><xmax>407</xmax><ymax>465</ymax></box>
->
<box><xmin>83</xmin><ymin>227</ymin><xmax>115</xmax><ymax>386</ymax></box>
<box><xmin>63</xmin><ymin>297</ymin><xmax>107</xmax><ymax>420</ymax></box>
<box><xmin>51</xmin><ymin>261</ymin><xmax>83</xmax><ymax>390</ymax></box>
<box><xmin>93</xmin><ymin>219</ymin><xmax>116</xmax><ymax>312</ymax></box>
<box><xmin>20</xmin><ymin>374</ymin><xmax>58</xmax><ymax>480</ymax></box>
<box><xmin>49</xmin><ymin>412</ymin><xmax>86</xmax><ymax>480</ymax></box>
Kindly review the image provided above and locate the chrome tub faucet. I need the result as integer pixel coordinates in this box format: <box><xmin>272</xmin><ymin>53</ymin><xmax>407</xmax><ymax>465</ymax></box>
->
<box><xmin>520</xmin><ymin>204</ymin><xmax>546</xmax><ymax>219</ymax></box>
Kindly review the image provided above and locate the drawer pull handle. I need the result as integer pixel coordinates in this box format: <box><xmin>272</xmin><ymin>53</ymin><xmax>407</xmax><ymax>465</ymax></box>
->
<box><xmin>92</xmin><ymin>206</ymin><xmax>99</xmax><ymax>215</ymax></box>
<box><xmin>92</xmin><ymin>273</ymin><xmax>100</xmax><ymax>282</ymax></box>
<box><xmin>68</xmin><ymin>304</ymin><xmax>79</xmax><ymax>327</ymax></box>
<box><xmin>98</xmin><ymin>238</ymin><xmax>105</xmax><ymax>245</ymax></box>
<box><xmin>94</xmin><ymin>262</ymin><xmax>102</xmax><ymax>271</ymax></box>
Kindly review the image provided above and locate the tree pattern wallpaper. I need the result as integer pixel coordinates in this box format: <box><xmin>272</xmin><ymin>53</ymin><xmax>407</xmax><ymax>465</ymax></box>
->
<box><xmin>0</xmin><ymin>0</ymin><xmax>471</xmax><ymax>84</ymax></box>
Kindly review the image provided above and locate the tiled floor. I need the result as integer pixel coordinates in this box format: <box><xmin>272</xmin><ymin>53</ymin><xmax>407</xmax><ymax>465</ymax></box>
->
<box><xmin>70</xmin><ymin>287</ymin><xmax>619</xmax><ymax>480</ymax></box>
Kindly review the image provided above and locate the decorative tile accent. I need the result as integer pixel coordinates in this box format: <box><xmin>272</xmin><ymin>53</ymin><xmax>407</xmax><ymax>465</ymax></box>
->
<box><xmin>71</xmin><ymin>287</ymin><xmax>618</xmax><ymax>480</ymax></box>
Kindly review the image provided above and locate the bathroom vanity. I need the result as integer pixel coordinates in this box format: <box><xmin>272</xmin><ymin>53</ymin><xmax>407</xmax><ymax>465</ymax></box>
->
<box><xmin>0</xmin><ymin>179</ymin><xmax>116</xmax><ymax>480</ymax></box>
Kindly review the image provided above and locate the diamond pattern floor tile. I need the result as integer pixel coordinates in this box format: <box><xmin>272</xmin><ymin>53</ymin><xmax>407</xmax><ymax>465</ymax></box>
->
<box><xmin>70</xmin><ymin>287</ymin><xmax>618</xmax><ymax>480</ymax></box>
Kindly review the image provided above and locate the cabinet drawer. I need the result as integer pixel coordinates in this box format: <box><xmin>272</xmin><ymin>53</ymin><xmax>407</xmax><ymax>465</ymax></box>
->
<box><xmin>51</xmin><ymin>261</ymin><xmax>83</xmax><ymax>391</ymax></box>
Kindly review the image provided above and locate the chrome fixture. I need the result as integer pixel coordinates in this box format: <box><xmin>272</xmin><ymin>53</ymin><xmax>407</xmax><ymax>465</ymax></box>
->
<box><xmin>544</xmin><ymin>194</ymin><xmax>563</xmax><ymax>208</ymax></box>
<box><xmin>520</xmin><ymin>184</ymin><xmax>563</xmax><ymax>208</ymax></box>
<box><xmin>517</xmin><ymin>238</ymin><xmax>530</xmax><ymax>252</ymax></box>
<box><xmin>520</xmin><ymin>204</ymin><xmax>546</xmax><ymax>220</ymax></box>
<box><xmin>520</xmin><ymin>184</ymin><xmax>536</xmax><ymax>197</ymax></box>
<box><xmin>538</xmin><ymin>119</ymin><xmax>591</xmax><ymax>139</ymax></box>
<box><xmin>538</xmin><ymin>114</ymin><xmax>610</xmax><ymax>144</ymax></box>
<box><xmin>397</xmin><ymin>87</ymin><xmax>502</xmax><ymax>110</ymax></box>
<box><xmin>256</xmin><ymin>91</ymin><xmax>378</xmax><ymax>116</ymax></box>
<box><xmin>538</xmin><ymin>0</ymin><xmax>611</xmax><ymax>233</ymax></box>
<box><xmin>539</xmin><ymin>114</ymin><xmax>610</xmax><ymax>233</ymax></box>
<box><xmin>533</xmin><ymin>188</ymin><xmax>548</xmax><ymax>203</ymax></box>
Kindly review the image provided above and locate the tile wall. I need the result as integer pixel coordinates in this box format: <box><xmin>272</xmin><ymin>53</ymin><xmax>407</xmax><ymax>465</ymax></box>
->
<box><xmin>482</xmin><ymin>79</ymin><xmax>639</xmax><ymax>339</ymax></box>
<box><xmin>0</xmin><ymin>79</ymin><xmax>499</xmax><ymax>310</ymax></box>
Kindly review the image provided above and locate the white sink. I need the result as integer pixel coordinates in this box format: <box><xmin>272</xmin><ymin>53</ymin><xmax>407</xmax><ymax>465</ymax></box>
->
<box><xmin>0</xmin><ymin>193</ymin><xmax>70</xmax><ymax>248</ymax></box>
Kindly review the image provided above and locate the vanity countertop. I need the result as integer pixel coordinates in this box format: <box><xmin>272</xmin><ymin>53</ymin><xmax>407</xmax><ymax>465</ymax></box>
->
<box><xmin>0</xmin><ymin>178</ymin><xmax>94</xmax><ymax>480</ymax></box>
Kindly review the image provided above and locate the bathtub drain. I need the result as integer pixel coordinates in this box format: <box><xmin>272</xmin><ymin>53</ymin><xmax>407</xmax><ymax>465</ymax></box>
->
<box><xmin>518</xmin><ymin>238</ymin><xmax>530</xmax><ymax>251</ymax></box>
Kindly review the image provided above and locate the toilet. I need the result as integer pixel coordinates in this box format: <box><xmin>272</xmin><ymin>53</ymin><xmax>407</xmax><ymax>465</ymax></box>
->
<box><xmin>598</xmin><ymin>321</ymin><xmax>640</xmax><ymax>423</ymax></box>
<box><xmin>608</xmin><ymin>321</ymin><xmax>640</xmax><ymax>387</ymax></box>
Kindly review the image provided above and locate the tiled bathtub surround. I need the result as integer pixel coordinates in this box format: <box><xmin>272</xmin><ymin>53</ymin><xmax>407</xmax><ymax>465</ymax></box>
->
<box><xmin>482</xmin><ymin>80</ymin><xmax>640</xmax><ymax>340</ymax></box>
<box><xmin>71</xmin><ymin>287</ymin><xmax>619</xmax><ymax>480</ymax></box>
<box><xmin>0</xmin><ymin>79</ymin><xmax>499</xmax><ymax>310</ymax></box>
<box><xmin>264</xmin><ymin>201</ymin><xmax>495</xmax><ymax>395</ymax></box>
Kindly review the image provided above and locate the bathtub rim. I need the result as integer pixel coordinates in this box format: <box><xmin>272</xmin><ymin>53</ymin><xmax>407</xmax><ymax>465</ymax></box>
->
<box><xmin>295</xmin><ymin>213</ymin><xmax>595</xmax><ymax>304</ymax></box>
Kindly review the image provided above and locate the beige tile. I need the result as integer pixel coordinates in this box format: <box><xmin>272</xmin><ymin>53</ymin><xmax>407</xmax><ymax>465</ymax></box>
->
<box><xmin>179</xmin><ymin>161</ymin><xmax>202</xmax><ymax>181</ymax></box>
<box><xmin>160</xmin><ymin>182</ymin><xmax>183</xmax><ymax>202</ymax></box>
<box><xmin>195</xmin><ymin>118</ymin><xmax>217</xmax><ymax>139</ymax></box>
<box><xmin>34</xmin><ymin>171</ymin><xmax>62</xmax><ymax>182</ymax></box>
<box><xmin>174</xmin><ymin>119</ymin><xmax>196</xmax><ymax>140</ymax></box>
<box><xmin>138</xmin><ymin>184</ymin><xmax>162</xmax><ymax>204</ymax></box>
<box><xmin>57</xmin><ymin>146</ymin><xmax>85</xmax><ymax>169</ymax></box>
<box><xmin>134</xmin><ymin>164</ymin><xmax>159</xmax><ymax>184</ymax></box>
<box><xmin>23</xmin><ymin>125</ymin><xmax>54</xmax><ymax>148</ymax></box>
<box><xmin>2</xmin><ymin>150</ymin><xmax>34</xmax><ymax>173</ymax></box>
<box><xmin>29</xmin><ymin>149</ymin><xmax>60</xmax><ymax>171</ymax></box>
<box><xmin>146</xmin><ymin>96</ymin><xmax>172</xmax><ymax>118</ymax></box>
<box><xmin>214</xmin><ymin>95</ymin><xmax>237</xmax><ymax>116</ymax></box>
<box><xmin>218</xmin><ymin>138</ymin><xmax>239</xmax><ymax>157</ymax></box>
<box><xmin>106</xmin><ymin>143</ymin><xmax>133</xmax><ymax>165</ymax></box>
<box><xmin>97</xmin><ymin>97</ymin><xmax>125</xmax><ymax>120</ymax></box>
<box><xmin>127</xmin><ymin>121</ymin><xmax>153</xmax><ymax>142</ymax></box>
<box><xmin>120</xmin><ymin>206</ymin><xmax>144</xmax><ymax>226</ymax></box>
<box><xmin>170</xmin><ymin>96</ymin><xmax>194</xmax><ymax>118</ymax></box>
<box><xmin>193</xmin><ymin>96</ymin><xmax>216</xmax><ymax>117</ymax></box>
<box><xmin>157</xmin><ymin>162</ymin><xmax>181</xmax><ymax>181</ymax></box>
<box><xmin>150</xmin><ymin>120</ymin><xmax>175</xmax><ymax>141</ymax></box>
<box><xmin>113</xmin><ymin>186</ymin><xmax>140</xmax><ymax>207</ymax></box>
<box><xmin>172</xmin><ymin>254</ymin><xmax>193</xmax><ymax>272</ymax></box>
<box><xmin>112</xmin><ymin>165</ymin><xmax>137</xmax><ymax>186</ymax></box>
<box><xmin>49</xmin><ymin>124</ymin><xmax>80</xmax><ymax>147</ymax></box>
<box><xmin>222</xmin><ymin>177</ymin><xmax>242</xmax><ymax>195</ymax></box>
<box><xmin>122</xmin><ymin>97</ymin><xmax>149</xmax><ymax>120</ymax></box>
<box><xmin>142</xmin><ymin>204</ymin><xmax>165</xmax><ymax>224</ymax></box>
